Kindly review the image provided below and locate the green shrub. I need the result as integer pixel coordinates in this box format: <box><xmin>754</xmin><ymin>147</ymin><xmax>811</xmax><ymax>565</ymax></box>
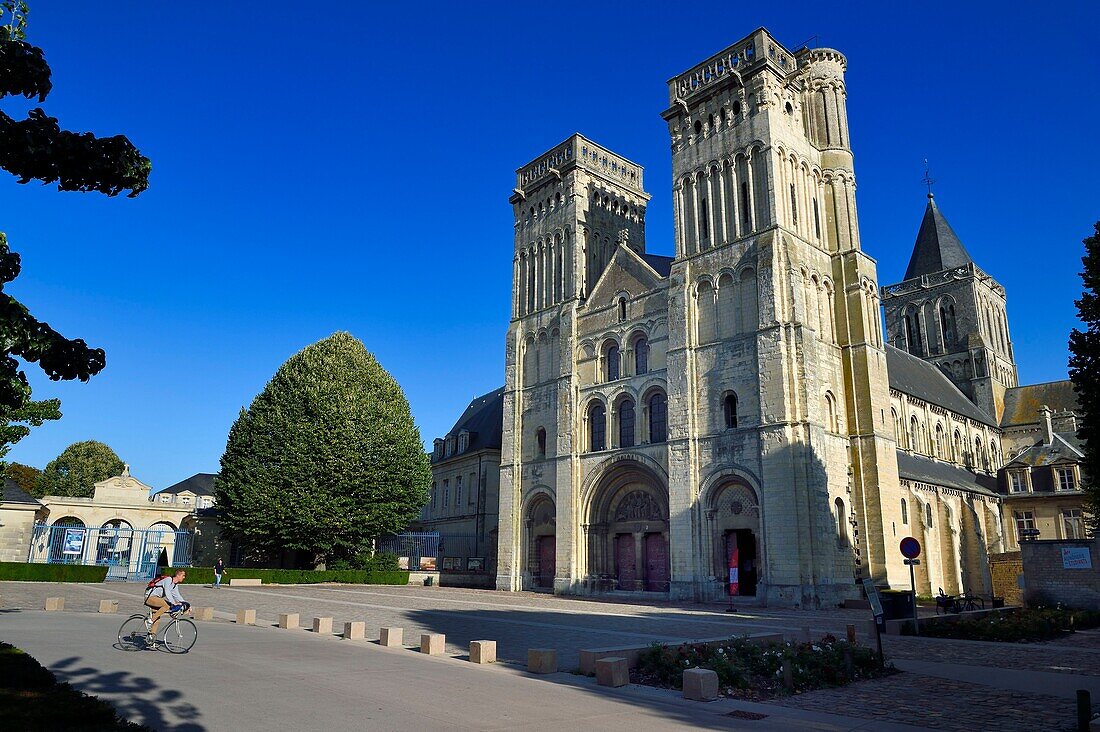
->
<box><xmin>0</xmin><ymin>562</ymin><xmax>108</xmax><ymax>582</ymax></box>
<box><xmin>912</xmin><ymin>607</ymin><xmax>1100</xmax><ymax>642</ymax></box>
<box><xmin>326</xmin><ymin>552</ymin><xmax>400</xmax><ymax>572</ymax></box>
<box><xmin>0</xmin><ymin>642</ymin><xmax>152</xmax><ymax>730</ymax></box>
<box><xmin>160</xmin><ymin>566</ymin><xmax>408</xmax><ymax>585</ymax></box>
<box><xmin>636</xmin><ymin>635</ymin><xmax>889</xmax><ymax>700</ymax></box>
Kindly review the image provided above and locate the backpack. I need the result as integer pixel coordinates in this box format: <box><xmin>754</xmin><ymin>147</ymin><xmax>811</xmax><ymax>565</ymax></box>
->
<box><xmin>145</xmin><ymin>575</ymin><xmax>170</xmax><ymax>592</ymax></box>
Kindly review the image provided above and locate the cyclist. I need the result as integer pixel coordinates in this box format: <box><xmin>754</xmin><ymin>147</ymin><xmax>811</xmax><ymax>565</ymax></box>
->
<box><xmin>144</xmin><ymin>569</ymin><xmax>191</xmax><ymax>645</ymax></box>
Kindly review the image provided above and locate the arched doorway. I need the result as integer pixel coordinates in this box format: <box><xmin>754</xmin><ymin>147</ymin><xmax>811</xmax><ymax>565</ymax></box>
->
<box><xmin>95</xmin><ymin>519</ymin><xmax>134</xmax><ymax>567</ymax></box>
<box><xmin>146</xmin><ymin>520</ymin><xmax>179</xmax><ymax>571</ymax></box>
<box><xmin>586</xmin><ymin>461</ymin><xmax>670</xmax><ymax>593</ymax></box>
<box><xmin>48</xmin><ymin>517</ymin><xmax>86</xmax><ymax>564</ymax></box>
<box><xmin>524</xmin><ymin>493</ymin><xmax>556</xmax><ymax>590</ymax></box>
<box><xmin>705</xmin><ymin>480</ymin><xmax>762</xmax><ymax>597</ymax></box>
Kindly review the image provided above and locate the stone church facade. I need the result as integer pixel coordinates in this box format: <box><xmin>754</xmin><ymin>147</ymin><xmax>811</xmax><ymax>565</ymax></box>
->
<box><xmin>425</xmin><ymin>27</ymin><xmax>1082</xmax><ymax>607</ymax></box>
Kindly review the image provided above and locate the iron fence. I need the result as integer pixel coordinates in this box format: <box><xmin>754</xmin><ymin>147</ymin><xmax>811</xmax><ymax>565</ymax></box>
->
<box><xmin>28</xmin><ymin>523</ymin><xmax>194</xmax><ymax>582</ymax></box>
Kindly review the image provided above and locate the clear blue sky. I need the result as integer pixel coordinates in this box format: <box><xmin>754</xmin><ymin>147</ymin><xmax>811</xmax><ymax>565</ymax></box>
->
<box><xmin>4</xmin><ymin>1</ymin><xmax>1098</xmax><ymax>488</ymax></box>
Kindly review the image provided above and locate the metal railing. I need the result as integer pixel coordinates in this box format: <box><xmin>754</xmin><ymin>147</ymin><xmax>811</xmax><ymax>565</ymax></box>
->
<box><xmin>28</xmin><ymin>523</ymin><xmax>194</xmax><ymax>581</ymax></box>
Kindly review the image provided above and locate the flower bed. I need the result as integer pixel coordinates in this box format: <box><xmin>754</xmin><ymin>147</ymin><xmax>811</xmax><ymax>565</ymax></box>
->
<box><xmin>907</xmin><ymin>607</ymin><xmax>1100</xmax><ymax>643</ymax></box>
<box><xmin>634</xmin><ymin>635</ymin><xmax>893</xmax><ymax>701</ymax></box>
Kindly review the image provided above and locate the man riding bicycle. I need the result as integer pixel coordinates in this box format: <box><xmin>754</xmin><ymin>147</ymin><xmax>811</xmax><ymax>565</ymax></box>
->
<box><xmin>144</xmin><ymin>569</ymin><xmax>191</xmax><ymax>645</ymax></box>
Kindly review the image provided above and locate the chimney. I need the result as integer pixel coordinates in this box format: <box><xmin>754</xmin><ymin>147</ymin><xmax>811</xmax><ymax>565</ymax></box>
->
<box><xmin>1039</xmin><ymin>404</ymin><xmax>1054</xmax><ymax>445</ymax></box>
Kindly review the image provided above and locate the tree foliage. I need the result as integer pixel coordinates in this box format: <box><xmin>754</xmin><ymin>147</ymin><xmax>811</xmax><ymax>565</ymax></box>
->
<box><xmin>1068</xmin><ymin>221</ymin><xmax>1100</xmax><ymax>532</ymax></box>
<box><xmin>38</xmin><ymin>439</ymin><xmax>124</xmax><ymax>498</ymax></box>
<box><xmin>2</xmin><ymin>459</ymin><xmax>40</xmax><ymax>499</ymax></box>
<box><xmin>215</xmin><ymin>332</ymin><xmax>431</xmax><ymax>565</ymax></box>
<box><xmin>0</xmin><ymin>2</ymin><xmax>149</xmax><ymax>453</ymax></box>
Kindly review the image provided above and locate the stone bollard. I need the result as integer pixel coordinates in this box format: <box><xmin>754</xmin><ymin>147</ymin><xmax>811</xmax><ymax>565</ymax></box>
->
<box><xmin>595</xmin><ymin>657</ymin><xmax>629</xmax><ymax>688</ymax></box>
<box><xmin>420</xmin><ymin>633</ymin><xmax>445</xmax><ymax>655</ymax></box>
<box><xmin>782</xmin><ymin>659</ymin><xmax>794</xmax><ymax>689</ymax></box>
<box><xmin>343</xmin><ymin>621</ymin><xmax>365</xmax><ymax>640</ymax></box>
<box><xmin>469</xmin><ymin>640</ymin><xmax>496</xmax><ymax>664</ymax></box>
<box><xmin>379</xmin><ymin>627</ymin><xmax>403</xmax><ymax>647</ymax></box>
<box><xmin>313</xmin><ymin>617</ymin><xmax>333</xmax><ymax>635</ymax></box>
<box><xmin>236</xmin><ymin>608</ymin><xmax>257</xmax><ymax>625</ymax></box>
<box><xmin>98</xmin><ymin>599</ymin><xmax>119</xmax><ymax>614</ymax></box>
<box><xmin>527</xmin><ymin>648</ymin><xmax>557</xmax><ymax>674</ymax></box>
<box><xmin>44</xmin><ymin>597</ymin><xmax>64</xmax><ymax>611</ymax></box>
<box><xmin>279</xmin><ymin>613</ymin><xmax>300</xmax><ymax>629</ymax></box>
<box><xmin>193</xmin><ymin>607</ymin><xmax>214</xmax><ymax>621</ymax></box>
<box><xmin>846</xmin><ymin>624</ymin><xmax>857</xmax><ymax>644</ymax></box>
<box><xmin>682</xmin><ymin>668</ymin><xmax>718</xmax><ymax>701</ymax></box>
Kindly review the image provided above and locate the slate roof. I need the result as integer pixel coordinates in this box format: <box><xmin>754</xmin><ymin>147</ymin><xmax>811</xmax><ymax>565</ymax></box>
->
<box><xmin>885</xmin><ymin>345</ymin><xmax>997</xmax><ymax>426</ymax></box>
<box><xmin>441</xmin><ymin>387</ymin><xmax>505</xmax><ymax>454</ymax></box>
<box><xmin>895</xmin><ymin>450</ymin><xmax>998</xmax><ymax>496</ymax></box>
<box><xmin>159</xmin><ymin>473</ymin><xmax>217</xmax><ymax>497</ymax></box>
<box><xmin>903</xmin><ymin>196</ymin><xmax>975</xmax><ymax>280</ymax></box>
<box><xmin>1</xmin><ymin>477</ymin><xmax>40</xmax><ymax>505</ymax></box>
<box><xmin>1001</xmin><ymin>380</ymin><xmax>1079</xmax><ymax>427</ymax></box>
<box><xmin>640</xmin><ymin>253</ymin><xmax>674</xmax><ymax>277</ymax></box>
<box><xmin>1004</xmin><ymin>432</ymin><xmax>1083</xmax><ymax>468</ymax></box>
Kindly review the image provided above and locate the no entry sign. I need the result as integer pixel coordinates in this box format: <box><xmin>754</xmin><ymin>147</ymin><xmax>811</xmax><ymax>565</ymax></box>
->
<box><xmin>900</xmin><ymin>537</ymin><xmax>921</xmax><ymax>560</ymax></box>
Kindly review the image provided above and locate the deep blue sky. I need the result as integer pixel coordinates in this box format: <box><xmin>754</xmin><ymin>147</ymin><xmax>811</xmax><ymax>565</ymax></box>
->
<box><xmin>3</xmin><ymin>2</ymin><xmax>1098</xmax><ymax>488</ymax></box>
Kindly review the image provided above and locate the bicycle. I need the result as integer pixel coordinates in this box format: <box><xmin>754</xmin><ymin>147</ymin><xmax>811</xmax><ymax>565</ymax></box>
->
<box><xmin>117</xmin><ymin>605</ymin><xmax>197</xmax><ymax>654</ymax></box>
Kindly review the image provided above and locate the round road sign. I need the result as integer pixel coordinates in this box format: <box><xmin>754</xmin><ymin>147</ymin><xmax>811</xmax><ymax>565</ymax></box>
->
<box><xmin>900</xmin><ymin>537</ymin><xmax>921</xmax><ymax>559</ymax></box>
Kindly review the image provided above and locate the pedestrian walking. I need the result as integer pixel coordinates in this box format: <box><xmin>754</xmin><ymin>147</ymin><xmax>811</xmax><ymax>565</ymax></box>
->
<box><xmin>214</xmin><ymin>557</ymin><xmax>226</xmax><ymax>588</ymax></box>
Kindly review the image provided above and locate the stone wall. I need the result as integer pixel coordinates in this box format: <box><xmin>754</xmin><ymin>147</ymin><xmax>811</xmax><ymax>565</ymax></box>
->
<box><xmin>1020</xmin><ymin>539</ymin><xmax>1100</xmax><ymax>610</ymax></box>
<box><xmin>988</xmin><ymin>551</ymin><xmax>1022</xmax><ymax>606</ymax></box>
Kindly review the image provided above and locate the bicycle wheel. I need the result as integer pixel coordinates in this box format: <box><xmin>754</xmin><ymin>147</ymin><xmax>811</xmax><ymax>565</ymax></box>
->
<box><xmin>162</xmin><ymin>618</ymin><xmax>197</xmax><ymax>654</ymax></box>
<box><xmin>118</xmin><ymin>615</ymin><xmax>150</xmax><ymax>651</ymax></box>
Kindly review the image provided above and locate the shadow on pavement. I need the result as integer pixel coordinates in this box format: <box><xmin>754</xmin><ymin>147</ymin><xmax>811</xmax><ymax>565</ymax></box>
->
<box><xmin>49</xmin><ymin>655</ymin><xmax>205</xmax><ymax>732</ymax></box>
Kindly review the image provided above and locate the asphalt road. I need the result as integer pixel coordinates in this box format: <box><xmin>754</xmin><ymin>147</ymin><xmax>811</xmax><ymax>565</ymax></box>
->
<box><xmin>0</xmin><ymin>610</ymin><xmax>924</xmax><ymax>732</ymax></box>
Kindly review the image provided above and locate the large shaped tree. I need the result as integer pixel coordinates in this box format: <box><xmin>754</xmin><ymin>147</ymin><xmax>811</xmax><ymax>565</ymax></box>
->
<box><xmin>38</xmin><ymin>439</ymin><xmax>124</xmax><ymax>498</ymax></box>
<box><xmin>0</xmin><ymin>2</ymin><xmax>150</xmax><ymax>482</ymax></box>
<box><xmin>1069</xmin><ymin>221</ymin><xmax>1100</xmax><ymax>532</ymax></box>
<box><xmin>216</xmin><ymin>332</ymin><xmax>431</xmax><ymax>566</ymax></box>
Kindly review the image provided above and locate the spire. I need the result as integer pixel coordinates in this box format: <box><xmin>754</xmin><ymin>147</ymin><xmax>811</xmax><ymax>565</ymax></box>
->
<box><xmin>902</xmin><ymin>196</ymin><xmax>974</xmax><ymax>280</ymax></box>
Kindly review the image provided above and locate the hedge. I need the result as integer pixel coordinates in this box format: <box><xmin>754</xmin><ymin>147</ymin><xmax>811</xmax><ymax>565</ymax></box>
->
<box><xmin>160</xmin><ymin>566</ymin><xmax>409</xmax><ymax>586</ymax></box>
<box><xmin>0</xmin><ymin>562</ymin><xmax>108</xmax><ymax>583</ymax></box>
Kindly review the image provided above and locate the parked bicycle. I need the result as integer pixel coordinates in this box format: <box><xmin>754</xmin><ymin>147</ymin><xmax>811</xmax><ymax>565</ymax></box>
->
<box><xmin>117</xmin><ymin>605</ymin><xmax>197</xmax><ymax>653</ymax></box>
<box><xmin>935</xmin><ymin>587</ymin><xmax>986</xmax><ymax>615</ymax></box>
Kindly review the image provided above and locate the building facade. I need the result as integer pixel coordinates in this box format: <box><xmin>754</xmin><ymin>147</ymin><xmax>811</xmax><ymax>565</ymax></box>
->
<box><xmin>426</xmin><ymin>27</ymin><xmax>1089</xmax><ymax>607</ymax></box>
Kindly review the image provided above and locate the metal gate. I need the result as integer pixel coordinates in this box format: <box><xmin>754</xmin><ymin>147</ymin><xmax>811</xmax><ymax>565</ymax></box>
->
<box><xmin>28</xmin><ymin>524</ymin><xmax>194</xmax><ymax>582</ymax></box>
<box><xmin>377</xmin><ymin>532</ymin><xmax>440</xmax><ymax>571</ymax></box>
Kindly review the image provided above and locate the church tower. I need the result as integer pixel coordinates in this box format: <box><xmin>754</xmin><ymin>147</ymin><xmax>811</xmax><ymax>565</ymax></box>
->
<box><xmin>660</xmin><ymin>29</ymin><xmax>908</xmax><ymax>604</ymax></box>
<box><xmin>496</xmin><ymin>135</ymin><xmax>652</xmax><ymax>593</ymax></box>
<box><xmin>881</xmin><ymin>195</ymin><xmax>1018</xmax><ymax>421</ymax></box>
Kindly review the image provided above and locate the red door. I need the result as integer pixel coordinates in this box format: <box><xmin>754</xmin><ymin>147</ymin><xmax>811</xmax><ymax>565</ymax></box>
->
<box><xmin>537</xmin><ymin>536</ymin><xmax>555</xmax><ymax>588</ymax></box>
<box><xmin>645</xmin><ymin>533</ymin><xmax>670</xmax><ymax>592</ymax></box>
<box><xmin>615</xmin><ymin>534</ymin><xmax>636</xmax><ymax>588</ymax></box>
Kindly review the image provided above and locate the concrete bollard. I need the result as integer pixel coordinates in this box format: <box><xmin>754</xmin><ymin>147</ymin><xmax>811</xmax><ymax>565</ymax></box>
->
<box><xmin>846</xmin><ymin>624</ymin><xmax>857</xmax><ymax>644</ymax></box>
<box><xmin>279</xmin><ymin>613</ymin><xmax>300</xmax><ymax>630</ymax></box>
<box><xmin>420</xmin><ymin>633</ymin><xmax>445</xmax><ymax>655</ymax></box>
<box><xmin>683</xmin><ymin>668</ymin><xmax>719</xmax><ymax>701</ymax></box>
<box><xmin>193</xmin><ymin>607</ymin><xmax>214</xmax><ymax>621</ymax></box>
<box><xmin>44</xmin><ymin>597</ymin><xmax>64</xmax><ymax>611</ymax></box>
<box><xmin>595</xmin><ymin>657</ymin><xmax>629</xmax><ymax>688</ymax></box>
<box><xmin>379</xmin><ymin>627</ymin><xmax>403</xmax><ymax>647</ymax></box>
<box><xmin>98</xmin><ymin>599</ymin><xmax>119</xmax><ymax>614</ymax></box>
<box><xmin>527</xmin><ymin>648</ymin><xmax>557</xmax><ymax>674</ymax></box>
<box><xmin>236</xmin><ymin>608</ymin><xmax>257</xmax><ymax>625</ymax></box>
<box><xmin>469</xmin><ymin>640</ymin><xmax>496</xmax><ymax>664</ymax></box>
<box><xmin>343</xmin><ymin>621</ymin><xmax>365</xmax><ymax>640</ymax></box>
<box><xmin>313</xmin><ymin>617</ymin><xmax>333</xmax><ymax>635</ymax></box>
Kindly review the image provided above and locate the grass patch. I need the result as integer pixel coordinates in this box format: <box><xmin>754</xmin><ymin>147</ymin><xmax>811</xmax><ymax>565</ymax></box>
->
<box><xmin>162</xmin><ymin>566</ymin><xmax>409</xmax><ymax>585</ymax></box>
<box><xmin>634</xmin><ymin>635</ymin><xmax>892</xmax><ymax>701</ymax></box>
<box><xmin>906</xmin><ymin>607</ymin><xmax>1100</xmax><ymax>642</ymax></box>
<box><xmin>0</xmin><ymin>562</ymin><xmax>108</xmax><ymax>582</ymax></box>
<box><xmin>0</xmin><ymin>642</ymin><xmax>151</xmax><ymax>730</ymax></box>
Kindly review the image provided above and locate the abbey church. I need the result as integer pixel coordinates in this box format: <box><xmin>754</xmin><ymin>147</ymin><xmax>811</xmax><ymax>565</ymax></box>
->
<box><xmin>421</xmin><ymin>27</ymin><xmax>1087</xmax><ymax>607</ymax></box>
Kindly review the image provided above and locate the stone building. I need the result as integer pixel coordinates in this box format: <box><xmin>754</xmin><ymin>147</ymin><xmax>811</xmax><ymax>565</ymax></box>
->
<box><xmin>426</xmin><ymin>27</ymin><xmax>1088</xmax><ymax>606</ymax></box>
<box><xmin>421</xmin><ymin>388</ymin><xmax>503</xmax><ymax>580</ymax></box>
<box><xmin>0</xmin><ymin>479</ymin><xmax>41</xmax><ymax>562</ymax></box>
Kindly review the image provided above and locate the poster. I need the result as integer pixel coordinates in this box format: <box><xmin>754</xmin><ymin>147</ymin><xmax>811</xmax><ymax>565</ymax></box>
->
<box><xmin>419</xmin><ymin>556</ymin><xmax>437</xmax><ymax>571</ymax></box>
<box><xmin>62</xmin><ymin>528</ymin><xmax>86</xmax><ymax>556</ymax></box>
<box><xmin>1061</xmin><ymin>546</ymin><xmax>1093</xmax><ymax>569</ymax></box>
<box><xmin>467</xmin><ymin>557</ymin><xmax>485</xmax><ymax>571</ymax></box>
<box><xmin>397</xmin><ymin>556</ymin><xmax>410</xmax><ymax>570</ymax></box>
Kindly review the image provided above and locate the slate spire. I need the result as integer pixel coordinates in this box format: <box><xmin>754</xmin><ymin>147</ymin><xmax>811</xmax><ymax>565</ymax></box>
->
<box><xmin>902</xmin><ymin>195</ymin><xmax>974</xmax><ymax>280</ymax></box>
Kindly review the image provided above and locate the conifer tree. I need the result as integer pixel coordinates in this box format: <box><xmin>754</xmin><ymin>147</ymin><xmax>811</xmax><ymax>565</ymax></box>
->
<box><xmin>215</xmin><ymin>332</ymin><xmax>431</xmax><ymax>565</ymax></box>
<box><xmin>1069</xmin><ymin>221</ymin><xmax>1100</xmax><ymax>532</ymax></box>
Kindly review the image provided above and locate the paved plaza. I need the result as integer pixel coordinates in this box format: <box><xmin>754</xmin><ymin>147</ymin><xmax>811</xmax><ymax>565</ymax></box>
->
<box><xmin>2</xmin><ymin>581</ymin><xmax>1099</xmax><ymax>731</ymax></box>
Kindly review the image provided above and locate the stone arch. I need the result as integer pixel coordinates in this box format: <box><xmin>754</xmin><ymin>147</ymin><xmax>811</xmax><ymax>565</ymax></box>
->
<box><xmin>522</xmin><ymin>489</ymin><xmax>556</xmax><ymax>590</ymax></box>
<box><xmin>583</xmin><ymin>457</ymin><xmax>670</xmax><ymax>593</ymax></box>
<box><xmin>702</xmin><ymin>474</ymin><xmax>763</xmax><ymax>597</ymax></box>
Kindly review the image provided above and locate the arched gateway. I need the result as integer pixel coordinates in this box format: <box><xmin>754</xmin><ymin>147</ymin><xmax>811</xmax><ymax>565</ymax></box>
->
<box><xmin>703</xmin><ymin>478</ymin><xmax>763</xmax><ymax>598</ymax></box>
<box><xmin>583</xmin><ymin>459</ymin><xmax>670</xmax><ymax>593</ymax></box>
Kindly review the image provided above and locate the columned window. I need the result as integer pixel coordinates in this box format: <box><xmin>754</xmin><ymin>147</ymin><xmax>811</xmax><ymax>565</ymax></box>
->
<box><xmin>648</xmin><ymin>393</ymin><xmax>667</xmax><ymax>443</ymax></box>
<box><xmin>588</xmin><ymin>402</ymin><xmax>607</xmax><ymax>452</ymax></box>
<box><xmin>619</xmin><ymin>400</ymin><xmax>635</xmax><ymax>448</ymax></box>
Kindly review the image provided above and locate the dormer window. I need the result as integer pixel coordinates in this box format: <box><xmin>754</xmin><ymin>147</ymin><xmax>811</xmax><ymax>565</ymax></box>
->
<box><xmin>1008</xmin><ymin>470</ymin><xmax>1027</xmax><ymax>494</ymax></box>
<box><xmin>458</xmin><ymin>430</ymin><xmax>470</xmax><ymax>453</ymax></box>
<box><xmin>433</xmin><ymin>438</ymin><xmax>444</xmax><ymax>459</ymax></box>
<box><xmin>160</xmin><ymin>494</ymin><xmax>172</xmax><ymax>504</ymax></box>
<box><xmin>1055</xmin><ymin>466</ymin><xmax>1078</xmax><ymax>492</ymax></box>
